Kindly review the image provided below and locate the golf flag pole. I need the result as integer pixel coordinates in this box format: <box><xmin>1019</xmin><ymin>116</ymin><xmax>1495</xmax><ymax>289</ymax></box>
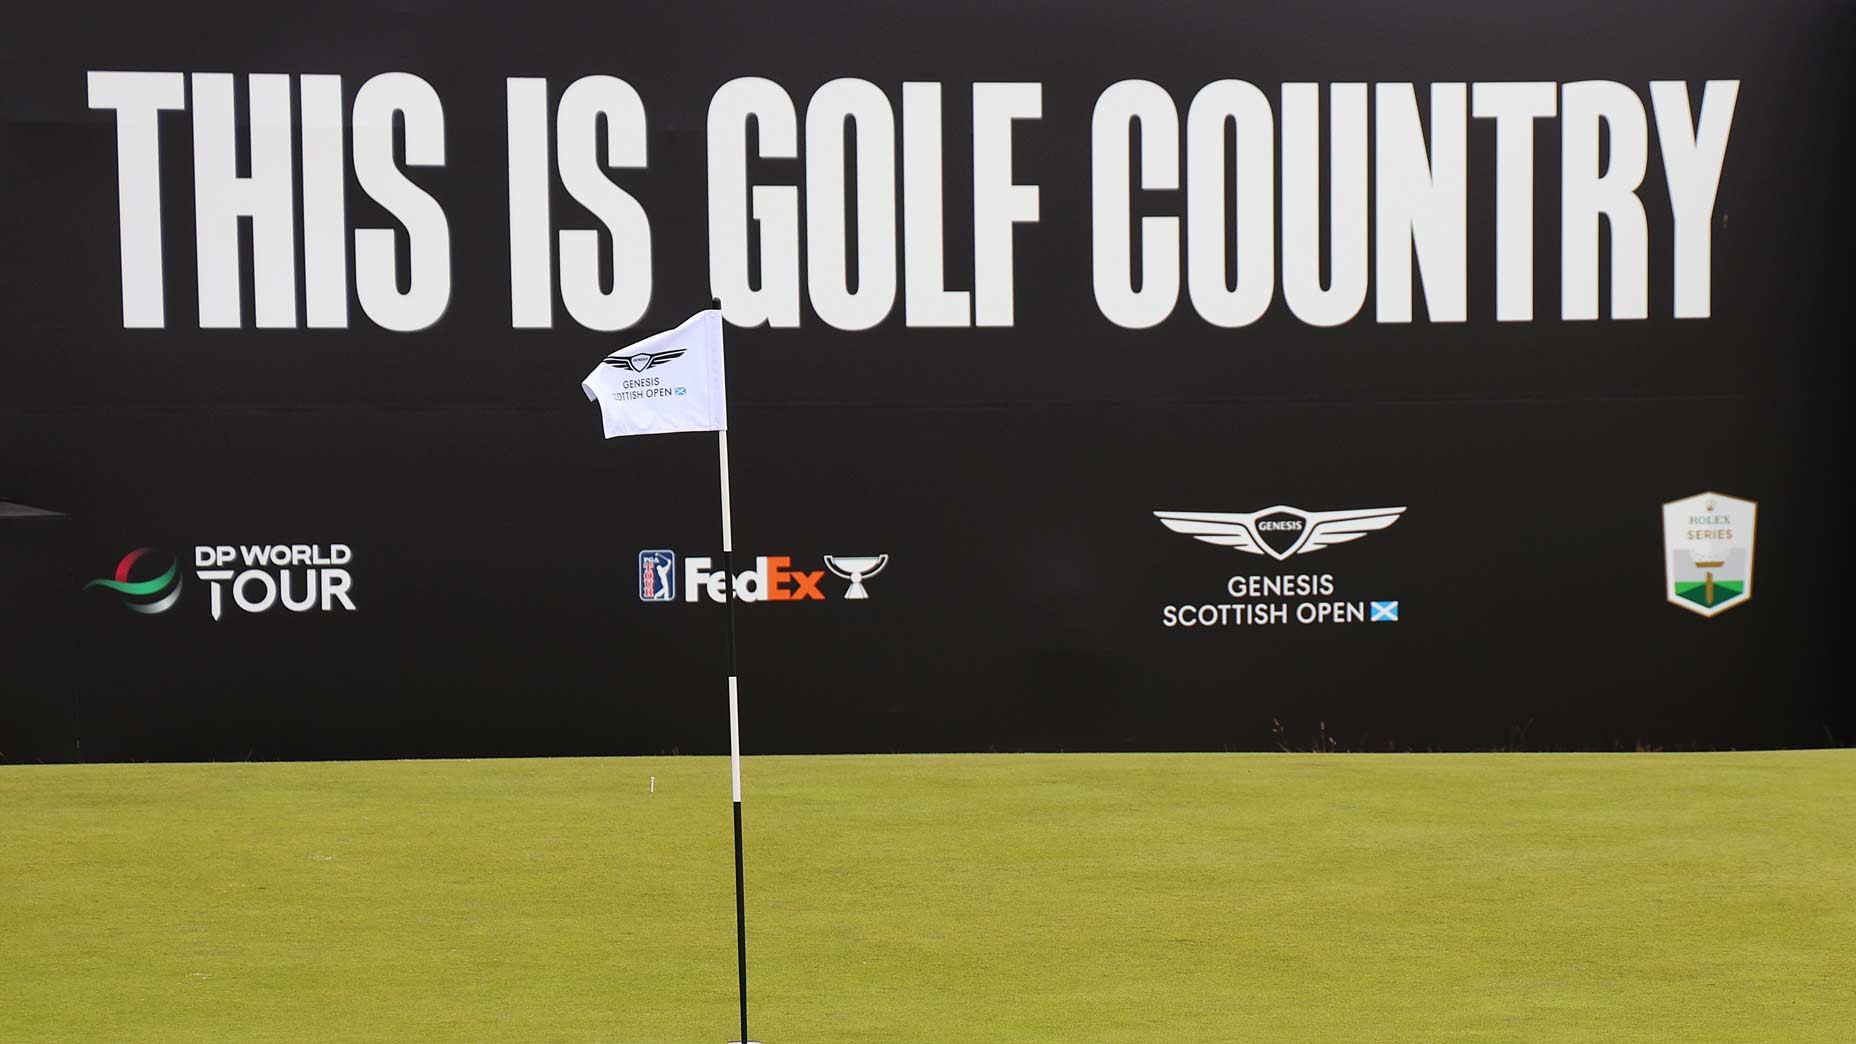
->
<box><xmin>714</xmin><ymin>299</ymin><xmax>754</xmax><ymax>1044</ymax></box>
<box><xmin>580</xmin><ymin>298</ymin><xmax>754</xmax><ymax>1043</ymax></box>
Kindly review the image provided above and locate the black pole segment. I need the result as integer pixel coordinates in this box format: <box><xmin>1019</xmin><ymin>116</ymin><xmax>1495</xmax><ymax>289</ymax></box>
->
<box><xmin>733</xmin><ymin>800</ymin><xmax>749</xmax><ymax>1044</ymax></box>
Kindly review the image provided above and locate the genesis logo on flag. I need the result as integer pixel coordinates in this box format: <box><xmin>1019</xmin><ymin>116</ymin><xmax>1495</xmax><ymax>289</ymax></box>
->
<box><xmin>604</xmin><ymin>348</ymin><xmax>686</xmax><ymax>373</ymax></box>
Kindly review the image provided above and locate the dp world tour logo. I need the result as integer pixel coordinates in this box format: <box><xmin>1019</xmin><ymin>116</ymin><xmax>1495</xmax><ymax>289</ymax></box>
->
<box><xmin>83</xmin><ymin>548</ymin><xmax>184</xmax><ymax>614</ymax></box>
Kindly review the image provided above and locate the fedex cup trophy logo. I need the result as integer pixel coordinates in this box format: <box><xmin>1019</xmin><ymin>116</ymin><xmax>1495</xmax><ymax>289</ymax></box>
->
<box><xmin>823</xmin><ymin>554</ymin><xmax>889</xmax><ymax>600</ymax></box>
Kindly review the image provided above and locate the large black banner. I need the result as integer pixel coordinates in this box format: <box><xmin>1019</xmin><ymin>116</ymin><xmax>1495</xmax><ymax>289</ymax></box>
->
<box><xmin>4</xmin><ymin>0</ymin><xmax>1851</xmax><ymax>761</ymax></box>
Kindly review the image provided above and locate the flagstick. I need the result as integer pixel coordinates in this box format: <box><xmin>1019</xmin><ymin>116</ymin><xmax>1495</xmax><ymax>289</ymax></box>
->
<box><xmin>584</xmin><ymin>300</ymin><xmax>750</xmax><ymax>1040</ymax></box>
<box><xmin>716</xmin><ymin>317</ymin><xmax>751</xmax><ymax>1044</ymax></box>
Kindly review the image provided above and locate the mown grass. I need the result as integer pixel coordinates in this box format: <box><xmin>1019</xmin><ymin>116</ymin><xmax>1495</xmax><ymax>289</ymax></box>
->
<box><xmin>1</xmin><ymin>751</ymin><xmax>1850</xmax><ymax>1043</ymax></box>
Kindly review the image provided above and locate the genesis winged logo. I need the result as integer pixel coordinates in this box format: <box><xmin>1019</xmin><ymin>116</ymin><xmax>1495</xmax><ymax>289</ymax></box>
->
<box><xmin>1153</xmin><ymin>505</ymin><xmax>1406</xmax><ymax>560</ymax></box>
<box><xmin>84</xmin><ymin>547</ymin><xmax>184</xmax><ymax>613</ymax></box>
<box><xmin>603</xmin><ymin>347</ymin><xmax>687</xmax><ymax>373</ymax></box>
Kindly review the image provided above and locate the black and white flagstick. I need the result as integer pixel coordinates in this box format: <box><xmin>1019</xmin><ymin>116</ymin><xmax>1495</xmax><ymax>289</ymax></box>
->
<box><xmin>713</xmin><ymin>297</ymin><xmax>755</xmax><ymax>1044</ymax></box>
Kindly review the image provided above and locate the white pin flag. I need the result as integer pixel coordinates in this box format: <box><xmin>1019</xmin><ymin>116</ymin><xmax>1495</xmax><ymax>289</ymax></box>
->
<box><xmin>580</xmin><ymin>308</ymin><xmax>727</xmax><ymax>438</ymax></box>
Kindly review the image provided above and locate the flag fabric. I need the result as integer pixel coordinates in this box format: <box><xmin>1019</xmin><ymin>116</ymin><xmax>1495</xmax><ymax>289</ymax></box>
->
<box><xmin>581</xmin><ymin>308</ymin><xmax>727</xmax><ymax>438</ymax></box>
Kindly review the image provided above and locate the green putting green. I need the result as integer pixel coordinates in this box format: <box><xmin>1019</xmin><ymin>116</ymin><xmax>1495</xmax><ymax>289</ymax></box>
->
<box><xmin>2</xmin><ymin>751</ymin><xmax>1850</xmax><ymax>1042</ymax></box>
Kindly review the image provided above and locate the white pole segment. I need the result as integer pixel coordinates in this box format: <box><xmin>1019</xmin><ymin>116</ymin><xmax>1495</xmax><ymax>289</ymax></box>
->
<box><xmin>728</xmin><ymin>675</ymin><xmax>742</xmax><ymax>801</ymax></box>
<box><xmin>719</xmin><ymin>424</ymin><xmax>741</xmax><ymax>800</ymax></box>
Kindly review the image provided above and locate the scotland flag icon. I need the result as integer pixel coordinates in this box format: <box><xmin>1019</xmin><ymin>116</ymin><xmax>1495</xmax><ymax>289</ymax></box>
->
<box><xmin>639</xmin><ymin>550</ymin><xmax>676</xmax><ymax>602</ymax></box>
<box><xmin>1370</xmin><ymin>601</ymin><xmax>1399</xmax><ymax>622</ymax></box>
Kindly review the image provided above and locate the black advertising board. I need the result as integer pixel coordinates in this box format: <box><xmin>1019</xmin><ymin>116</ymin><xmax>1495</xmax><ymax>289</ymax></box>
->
<box><xmin>3</xmin><ymin>0</ymin><xmax>1850</xmax><ymax>761</ymax></box>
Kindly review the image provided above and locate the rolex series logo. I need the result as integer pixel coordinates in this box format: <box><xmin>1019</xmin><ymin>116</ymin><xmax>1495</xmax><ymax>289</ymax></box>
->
<box><xmin>1662</xmin><ymin>492</ymin><xmax>1756</xmax><ymax>618</ymax></box>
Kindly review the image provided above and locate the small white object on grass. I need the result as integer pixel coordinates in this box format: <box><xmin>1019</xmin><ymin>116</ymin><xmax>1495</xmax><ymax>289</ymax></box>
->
<box><xmin>650</xmin><ymin>776</ymin><xmax>655</xmax><ymax>794</ymax></box>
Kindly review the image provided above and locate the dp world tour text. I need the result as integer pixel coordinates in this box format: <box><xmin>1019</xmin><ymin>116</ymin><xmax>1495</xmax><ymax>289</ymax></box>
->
<box><xmin>193</xmin><ymin>544</ymin><xmax>356</xmax><ymax>621</ymax></box>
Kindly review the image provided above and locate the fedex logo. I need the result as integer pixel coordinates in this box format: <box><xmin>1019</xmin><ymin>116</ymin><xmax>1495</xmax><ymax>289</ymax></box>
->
<box><xmin>684</xmin><ymin>556</ymin><xmax>825</xmax><ymax>603</ymax></box>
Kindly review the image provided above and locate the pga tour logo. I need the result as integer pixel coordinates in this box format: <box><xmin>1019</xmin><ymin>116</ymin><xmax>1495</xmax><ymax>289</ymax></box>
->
<box><xmin>638</xmin><ymin>550</ymin><xmax>888</xmax><ymax>602</ymax></box>
<box><xmin>638</xmin><ymin>550</ymin><xmax>675</xmax><ymax>601</ymax></box>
